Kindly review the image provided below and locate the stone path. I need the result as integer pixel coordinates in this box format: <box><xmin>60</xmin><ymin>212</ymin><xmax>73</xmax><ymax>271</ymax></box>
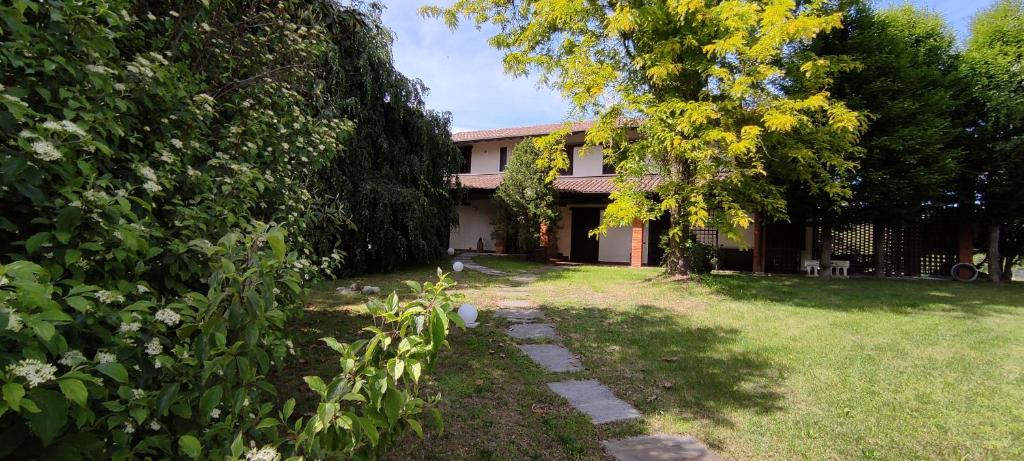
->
<box><xmin>464</xmin><ymin>254</ymin><xmax>718</xmax><ymax>461</ymax></box>
<box><xmin>507</xmin><ymin>323</ymin><xmax>557</xmax><ymax>340</ymax></box>
<box><xmin>547</xmin><ymin>380</ymin><xmax>642</xmax><ymax>424</ymax></box>
<box><xmin>453</xmin><ymin>252</ymin><xmax>505</xmax><ymax>276</ymax></box>
<box><xmin>516</xmin><ymin>344</ymin><xmax>583</xmax><ymax>372</ymax></box>
<box><xmin>602</xmin><ymin>435</ymin><xmax>719</xmax><ymax>461</ymax></box>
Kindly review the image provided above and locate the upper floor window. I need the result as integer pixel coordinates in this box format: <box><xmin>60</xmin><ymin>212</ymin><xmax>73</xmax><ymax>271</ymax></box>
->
<box><xmin>458</xmin><ymin>145</ymin><xmax>472</xmax><ymax>174</ymax></box>
<box><xmin>499</xmin><ymin>146</ymin><xmax>508</xmax><ymax>172</ymax></box>
<box><xmin>602</xmin><ymin>151</ymin><xmax>616</xmax><ymax>175</ymax></box>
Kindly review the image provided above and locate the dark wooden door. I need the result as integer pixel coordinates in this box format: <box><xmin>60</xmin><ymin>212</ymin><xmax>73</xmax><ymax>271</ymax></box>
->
<box><xmin>570</xmin><ymin>208</ymin><xmax>601</xmax><ymax>263</ymax></box>
<box><xmin>646</xmin><ymin>213</ymin><xmax>671</xmax><ymax>267</ymax></box>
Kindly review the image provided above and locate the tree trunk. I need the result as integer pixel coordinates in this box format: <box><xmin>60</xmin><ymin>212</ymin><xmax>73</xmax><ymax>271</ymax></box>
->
<box><xmin>664</xmin><ymin>209</ymin><xmax>691</xmax><ymax>276</ymax></box>
<box><xmin>819</xmin><ymin>226</ymin><xmax>833</xmax><ymax>280</ymax></box>
<box><xmin>1001</xmin><ymin>255</ymin><xmax>1013</xmax><ymax>282</ymax></box>
<box><xmin>872</xmin><ymin>223</ymin><xmax>886</xmax><ymax>278</ymax></box>
<box><xmin>988</xmin><ymin>223</ymin><xmax>1002</xmax><ymax>283</ymax></box>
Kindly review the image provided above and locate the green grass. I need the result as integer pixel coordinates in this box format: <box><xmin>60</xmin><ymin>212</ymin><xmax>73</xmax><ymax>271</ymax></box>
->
<box><xmin>470</xmin><ymin>254</ymin><xmax>539</xmax><ymax>273</ymax></box>
<box><xmin>285</xmin><ymin>257</ymin><xmax>1024</xmax><ymax>460</ymax></box>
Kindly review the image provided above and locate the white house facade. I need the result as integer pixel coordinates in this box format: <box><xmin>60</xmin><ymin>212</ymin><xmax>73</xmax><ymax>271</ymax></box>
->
<box><xmin>448</xmin><ymin>122</ymin><xmax>755</xmax><ymax>267</ymax></box>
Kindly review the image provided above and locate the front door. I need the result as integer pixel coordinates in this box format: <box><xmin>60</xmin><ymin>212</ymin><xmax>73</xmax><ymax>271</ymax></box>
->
<box><xmin>646</xmin><ymin>213</ymin><xmax>671</xmax><ymax>267</ymax></box>
<box><xmin>570</xmin><ymin>208</ymin><xmax>601</xmax><ymax>263</ymax></box>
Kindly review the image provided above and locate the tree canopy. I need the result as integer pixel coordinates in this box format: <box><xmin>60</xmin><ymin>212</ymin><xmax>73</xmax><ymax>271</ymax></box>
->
<box><xmin>491</xmin><ymin>139</ymin><xmax>560</xmax><ymax>253</ymax></box>
<box><xmin>962</xmin><ymin>0</ymin><xmax>1024</xmax><ymax>281</ymax></box>
<box><xmin>424</xmin><ymin>0</ymin><xmax>866</xmax><ymax>274</ymax></box>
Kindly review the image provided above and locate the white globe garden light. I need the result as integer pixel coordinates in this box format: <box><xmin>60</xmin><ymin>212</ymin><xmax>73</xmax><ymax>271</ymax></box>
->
<box><xmin>447</xmin><ymin>247</ymin><xmax>455</xmax><ymax>256</ymax></box>
<box><xmin>453</xmin><ymin>261</ymin><xmax>464</xmax><ymax>272</ymax></box>
<box><xmin>458</xmin><ymin>303</ymin><xmax>478</xmax><ymax>328</ymax></box>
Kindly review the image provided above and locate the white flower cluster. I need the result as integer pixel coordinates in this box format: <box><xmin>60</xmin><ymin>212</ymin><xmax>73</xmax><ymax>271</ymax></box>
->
<box><xmin>41</xmin><ymin>120</ymin><xmax>88</xmax><ymax>137</ymax></box>
<box><xmin>155</xmin><ymin>308</ymin><xmax>181</xmax><ymax>326</ymax></box>
<box><xmin>95</xmin><ymin>290</ymin><xmax>125</xmax><ymax>304</ymax></box>
<box><xmin>8</xmin><ymin>359</ymin><xmax>57</xmax><ymax>388</ymax></box>
<box><xmin>85</xmin><ymin>64</ymin><xmax>115</xmax><ymax>75</ymax></box>
<box><xmin>245</xmin><ymin>445</ymin><xmax>280</xmax><ymax>461</ymax></box>
<box><xmin>2</xmin><ymin>307</ymin><xmax>23</xmax><ymax>332</ymax></box>
<box><xmin>145</xmin><ymin>338</ymin><xmax>163</xmax><ymax>356</ymax></box>
<box><xmin>95</xmin><ymin>351</ymin><xmax>116</xmax><ymax>363</ymax></box>
<box><xmin>137</xmin><ymin>164</ymin><xmax>162</xmax><ymax>193</ymax></box>
<box><xmin>118</xmin><ymin>321</ymin><xmax>141</xmax><ymax>334</ymax></box>
<box><xmin>30</xmin><ymin>140</ymin><xmax>62</xmax><ymax>161</ymax></box>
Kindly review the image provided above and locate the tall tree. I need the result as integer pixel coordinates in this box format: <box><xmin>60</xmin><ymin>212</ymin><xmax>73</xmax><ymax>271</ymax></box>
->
<box><xmin>803</xmin><ymin>4</ymin><xmax>962</xmax><ymax>277</ymax></box>
<box><xmin>491</xmin><ymin>139</ymin><xmax>560</xmax><ymax>255</ymax></box>
<box><xmin>423</xmin><ymin>0</ymin><xmax>865</xmax><ymax>275</ymax></box>
<box><xmin>962</xmin><ymin>0</ymin><xmax>1024</xmax><ymax>282</ymax></box>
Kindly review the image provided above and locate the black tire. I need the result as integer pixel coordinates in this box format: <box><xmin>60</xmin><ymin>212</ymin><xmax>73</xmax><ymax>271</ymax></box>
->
<box><xmin>950</xmin><ymin>262</ymin><xmax>979</xmax><ymax>282</ymax></box>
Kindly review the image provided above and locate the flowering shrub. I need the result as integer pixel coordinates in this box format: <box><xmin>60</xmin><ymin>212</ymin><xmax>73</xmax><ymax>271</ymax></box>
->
<box><xmin>288</xmin><ymin>272</ymin><xmax>463</xmax><ymax>459</ymax></box>
<box><xmin>0</xmin><ymin>1</ymin><xmax>458</xmax><ymax>459</ymax></box>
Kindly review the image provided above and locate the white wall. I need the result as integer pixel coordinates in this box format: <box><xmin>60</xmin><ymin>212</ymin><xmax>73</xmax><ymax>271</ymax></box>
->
<box><xmin>597</xmin><ymin>208</ymin><xmax>632</xmax><ymax>263</ymax></box>
<box><xmin>450</xmin><ymin>199</ymin><xmax>496</xmax><ymax>251</ymax></box>
<box><xmin>469</xmin><ymin>140</ymin><xmax>519</xmax><ymax>174</ymax></box>
<box><xmin>717</xmin><ymin>220</ymin><xmax>756</xmax><ymax>249</ymax></box>
<box><xmin>570</xmin><ymin>145</ymin><xmax>606</xmax><ymax>176</ymax></box>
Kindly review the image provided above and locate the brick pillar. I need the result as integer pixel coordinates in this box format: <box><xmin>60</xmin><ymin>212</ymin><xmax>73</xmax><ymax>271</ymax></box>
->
<box><xmin>630</xmin><ymin>219</ymin><xmax>644</xmax><ymax>267</ymax></box>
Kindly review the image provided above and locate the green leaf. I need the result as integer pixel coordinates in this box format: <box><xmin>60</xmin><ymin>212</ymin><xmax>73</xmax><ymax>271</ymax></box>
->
<box><xmin>255</xmin><ymin>417</ymin><xmax>279</xmax><ymax>429</ymax></box>
<box><xmin>267</xmin><ymin>229</ymin><xmax>286</xmax><ymax>259</ymax></box>
<box><xmin>387</xmin><ymin>358</ymin><xmax>404</xmax><ymax>381</ymax></box>
<box><xmin>382</xmin><ymin>388</ymin><xmax>402</xmax><ymax>425</ymax></box>
<box><xmin>25</xmin><ymin>389</ymin><xmax>67</xmax><ymax>446</ymax></box>
<box><xmin>157</xmin><ymin>383</ymin><xmax>180</xmax><ymax>416</ymax></box>
<box><xmin>25</xmin><ymin>232</ymin><xmax>51</xmax><ymax>254</ymax></box>
<box><xmin>3</xmin><ymin>383</ymin><xmax>25</xmax><ymax>410</ymax></box>
<box><xmin>199</xmin><ymin>385</ymin><xmax>222</xmax><ymax>415</ymax></box>
<box><xmin>57</xmin><ymin>379</ymin><xmax>88</xmax><ymax>408</ymax></box>
<box><xmin>178</xmin><ymin>435</ymin><xmax>201</xmax><ymax>459</ymax></box>
<box><xmin>408</xmin><ymin>418</ymin><xmax>424</xmax><ymax>438</ymax></box>
<box><xmin>282</xmin><ymin>398</ymin><xmax>295</xmax><ymax>420</ymax></box>
<box><xmin>303</xmin><ymin>376</ymin><xmax>327</xmax><ymax>397</ymax></box>
<box><xmin>230</xmin><ymin>433</ymin><xmax>244</xmax><ymax>458</ymax></box>
<box><xmin>95</xmin><ymin>362</ymin><xmax>128</xmax><ymax>383</ymax></box>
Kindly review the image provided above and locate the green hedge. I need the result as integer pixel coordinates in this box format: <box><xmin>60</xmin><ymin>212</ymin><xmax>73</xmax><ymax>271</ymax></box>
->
<box><xmin>0</xmin><ymin>1</ymin><xmax>459</xmax><ymax>459</ymax></box>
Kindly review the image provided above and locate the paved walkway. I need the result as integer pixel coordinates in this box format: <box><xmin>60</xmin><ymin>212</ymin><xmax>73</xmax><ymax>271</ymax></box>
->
<box><xmin>467</xmin><ymin>254</ymin><xmax>718</xmax><ymax>461</ymax></box>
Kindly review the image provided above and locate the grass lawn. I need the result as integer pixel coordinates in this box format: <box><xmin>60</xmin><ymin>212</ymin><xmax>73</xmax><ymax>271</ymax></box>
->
<box><xmin>280</xmin><ymin>257</ymin><xmax>1024</xmax><ymax>460</ymax></box>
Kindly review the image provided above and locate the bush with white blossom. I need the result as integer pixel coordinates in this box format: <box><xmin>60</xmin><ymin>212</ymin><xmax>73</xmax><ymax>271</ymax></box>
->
<box><xmin>1</xmin><ymin>1</ymin><xmax>458</xmax><ymax>460</ymax></box>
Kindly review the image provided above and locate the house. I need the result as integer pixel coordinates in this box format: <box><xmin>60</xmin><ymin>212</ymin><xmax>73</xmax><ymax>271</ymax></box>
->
<box><xmin>448</xmin><ymin>121</ymin><xmax>755</xmax><ymax>267</ymax></box>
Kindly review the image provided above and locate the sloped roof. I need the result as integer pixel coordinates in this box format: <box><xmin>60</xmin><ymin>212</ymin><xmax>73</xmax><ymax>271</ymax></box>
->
<box><xmin>452</xmin><ymin>121</ymin><xmax>595</xmax><ymax>143</ymax></box>
<box><xmin>454</xmin><ymin>173</ymin><xmax>661</xmax><ymax>194</ymax></box>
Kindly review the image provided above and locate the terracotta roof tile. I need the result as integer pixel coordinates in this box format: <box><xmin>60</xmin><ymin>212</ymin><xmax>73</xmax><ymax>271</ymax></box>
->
<box><xmin>452</xmin><ymin>121</ymin><xmax>595</xmax><ymax>143</ymax></box>
<box><xmin>453</xmin><ymin>174</ymin><xmax>661</xmax><ymax>194</ymax></box>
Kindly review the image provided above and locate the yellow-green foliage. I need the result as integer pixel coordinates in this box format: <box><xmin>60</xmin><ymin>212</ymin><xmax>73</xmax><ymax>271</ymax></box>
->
<box><xmin>423</xmin><ymin>0</ymin><xmax>867</xmax><ymax>271</ymax></box>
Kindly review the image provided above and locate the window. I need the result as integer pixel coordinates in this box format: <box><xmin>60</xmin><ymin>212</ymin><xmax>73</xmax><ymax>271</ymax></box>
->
<box><xmin>458</xmin><ymin>145</ymin><xmax>472</xmax><ymax>173</ymax></box>
<box><xmin>499</xmin><ymin>146</ymin><xmax>508</xmax><ymax>172</ymax></box>
<box><xmin>602</xmin><ymin>150</ymin><xmax>616</xmax><ymax>175</ymax></box>
<box><xmin>561</xmin><ymin>145</ymin><xmax>577</xmax><ymax>176</ymax></box>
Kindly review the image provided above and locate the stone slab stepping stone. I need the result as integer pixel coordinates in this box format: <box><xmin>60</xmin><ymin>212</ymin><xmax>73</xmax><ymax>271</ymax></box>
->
<box><xmin>602</xmin><ymin>435</ymin><xmax>719</xmax><ymax>461</ymax></box>
<box><xmin>547</xmin><ymin>380</ymin><xmax>641</xmax><ymax>424</ymax></box>
<box><xmin>516</xmin><ymin>344</ymin><xmax>583</xmax><ymax>372</ymax></box>
<box><xmin>507</xmin><ymin>323</ymin><xmax>556</xmax><ymax>340</ymax></box>
<box><xmin>509</xmin><ymin>275</ymin><xmax>538</xmax><ymax>283</ymax></box>
<box><xmin>499</xmin><ymin>299</ymin><xmax>534</xmax><ymax>308</ymax></box>
<box><xmin>494</xmin><ymin>308</ymin><xmax>544</xmax><ymax>322</ymax></box>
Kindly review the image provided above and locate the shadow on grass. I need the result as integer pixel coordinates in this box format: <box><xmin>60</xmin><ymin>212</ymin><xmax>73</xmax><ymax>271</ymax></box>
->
<box><xmin>553</xmin><ymin>303</ymin><xmax>784</xmax><ymax>432</ymax></box>
<box><xmin>700</xmin><ymin>273</ymin><xmax>1024</xmax><ymax>317</ymax></box>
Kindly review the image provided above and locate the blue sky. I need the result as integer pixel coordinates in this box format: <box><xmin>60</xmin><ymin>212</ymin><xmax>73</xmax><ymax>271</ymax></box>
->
<box><xmin>381</xmin><ymin>0</ymin><xmax>996</xmax><ymax>133</ymax></box>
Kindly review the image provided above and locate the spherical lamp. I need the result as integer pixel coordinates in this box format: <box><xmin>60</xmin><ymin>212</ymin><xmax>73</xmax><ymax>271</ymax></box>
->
<box><xmin>453</xmin><ymin>261</ymin><xmax>464</xmax><ymax>272</ymax></box>
<box><xmin>458</xmin><ymin>303</ymin><xmax>478</xmax><ymax>328</ymax></box>
<box><xmin>447</xmin><ymin>247</ymin><xmax>455</xmax><ymax>256</ymax></box>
